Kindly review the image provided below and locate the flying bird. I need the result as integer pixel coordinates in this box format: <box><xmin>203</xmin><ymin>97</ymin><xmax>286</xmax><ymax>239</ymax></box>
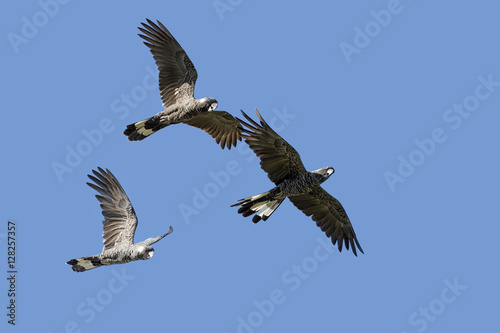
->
<box><xmin>231</xmin><ymin>110</ymin><xmax>363</xmax><ymax>256</ymax></box>
<box><xmin>66</xmin><ymin>167</ymin><xmax>173</xmax><ymax>272</ymax></box>
<box><xmin>123</xmin><ymin>19</ymin><xmax>242</xmax><ymax>149</ymax></box>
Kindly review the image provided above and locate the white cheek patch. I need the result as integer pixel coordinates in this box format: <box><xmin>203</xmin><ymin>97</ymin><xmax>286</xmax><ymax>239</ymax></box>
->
<box><xmin>209</xmin><ymin>103</ymin><xmax>218</xmax><ymax>111</ymax></box>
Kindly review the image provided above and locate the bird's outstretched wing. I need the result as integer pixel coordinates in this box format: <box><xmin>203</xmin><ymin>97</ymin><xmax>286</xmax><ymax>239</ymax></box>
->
<box><xmin>236</xmin><ymin>109</ymin><xmax>307</xmax><ymax>184</ymax></box>
<box><xmin>141</xmin><ymin>226</ymin><xmax>174</xmax><ymax>246</ymax></box>
<box><xmin>288</xmin><ymin>187</ymin><xmax>364</xmax><ymax>256</ymax></box>
<box><xmin>138</xmin><ymin>19</ymin><xmax>198</xmax><ymax>107</ymax></box>
<box><xmin>184</xmin><ymin>111</ymin><xmax>243</xmax><ymax>149</ymax></box>
<box><xmin>86</xmin><ymin>168</ymin><xmax>138</xmax><ymax>252</ymax></box>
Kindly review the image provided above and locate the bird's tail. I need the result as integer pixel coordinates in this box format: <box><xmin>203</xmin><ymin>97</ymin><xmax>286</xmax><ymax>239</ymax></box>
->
<box><xmin>123</xmin><ymin>116</ymin><xmax>167</xmax><ymax>141</ymax></box>
<box><xmin>231</xmin><ymin>190</ymin><xmax>284</xmax><ymax>223</ymax></box>
<box><xmin>66</xmin><ymin>256</ymin><xmax>104</xmax><ymax>273</ymax></box>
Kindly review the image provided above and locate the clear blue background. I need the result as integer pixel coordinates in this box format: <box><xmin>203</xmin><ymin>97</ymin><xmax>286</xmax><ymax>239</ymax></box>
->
<box><xmin>1</xmin><ymin>1</ymin><xmax>499</xmax><ymax>332</ymax></box>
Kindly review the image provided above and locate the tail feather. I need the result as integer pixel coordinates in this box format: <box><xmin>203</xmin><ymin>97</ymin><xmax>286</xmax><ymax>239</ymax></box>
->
<box><xmin>66</xmin><ymin>256</ymin><xmax>104</xmax><ymax>272</ymax></box>
<box><xmin>123</xmin><ymin>116</ymin><xmax>165</xmax><ymax>141</ymax></box>
<box><xmin>231</xmin><ymin>190</ymin><xmax>284</xmax><ymax>223</ymax></box>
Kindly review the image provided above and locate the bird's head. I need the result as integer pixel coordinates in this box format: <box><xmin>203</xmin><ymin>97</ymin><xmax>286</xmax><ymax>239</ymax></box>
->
<box><xmin>200</xmin><ymin>97</ymin><xmax>218</xmax><ymax>111</ymax></box>
<box><xmin>137</xmin><ymin>245</ymin><xmax>155</xmax><ymax>260</ymax></box>
<box><xmin>311</xmin><ymin>166</ymin><xmax>335</xmax><ymax>183</ymax></box>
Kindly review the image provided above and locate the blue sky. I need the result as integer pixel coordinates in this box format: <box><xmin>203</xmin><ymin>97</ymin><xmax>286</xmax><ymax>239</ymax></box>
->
<box><xmin>1</xmin><ymin>1</ymin><xmax>499</xmax><ymax>332</ymax></box>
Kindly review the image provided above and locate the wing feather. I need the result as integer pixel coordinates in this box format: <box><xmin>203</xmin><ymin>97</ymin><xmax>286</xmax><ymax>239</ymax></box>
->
<box><xmin>184</xmin><ymin>111</ymin><xmax>242</xmax><ymax>149</ymax></box>
<box><xmin>288</xmin><ymin>187</ymin><xmax>363</xmax><ymax>256</ymax></box>
<box><xmin>86</xmin><ymin>167</ymin><xmax>138</xmax><ymax>252</ymax></box>
<box><xmin>236</xmin><ymin>109</ymin><xmax>307</xmax><ymax>184</ymax></box>
<box><xmin>139</xmin><ymin>19</ymin><xmax>198</xmax><ymax>107</ymax></box>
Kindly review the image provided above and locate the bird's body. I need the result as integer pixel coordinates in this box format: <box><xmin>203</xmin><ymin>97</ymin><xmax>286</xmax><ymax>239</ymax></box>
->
<box><xmin>127</xmin><ymin>97</ymin><xmax>218</xmax><ymax>140</ymax></box>
<box><xmin>67</xmin><ymin>246</ymin><xmax>147</xmax><ymax>272</ymax></box>
<box><xmin>124</xmin><ymin>19</ymin><xmax>241</xmax><ymax>149</ymax></box>
<box><xmin>237</xmin><ymin>171</ymin><xmax>332</xmax><ymax>220</ymax></box>
<box><xmin>66</xmin><ymin>167</ymin><xmax>173</xmax><ymax>272</ymax></box>
<box><xmin>232</xmin><ymin>110</ymin><xmax>363</xmax><ymax>256</ymax></box>
<box><xmin>277</xmin><ymin>171</ymin><xmax>329</xmax><ymax>197</ymax></box>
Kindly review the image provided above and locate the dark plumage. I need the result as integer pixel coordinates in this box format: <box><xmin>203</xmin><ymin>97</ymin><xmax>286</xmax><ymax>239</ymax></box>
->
<box><xmin>66</xmin><ymin>167</ymin><xmax>173</xmax><ymax>272</ymax></box>
<box><xmin>231</xmin><ymin>110</ymin><xmax>363</xmax><ymax>256</ymax></box>
<box><xmin>123</xmin><ymin>19</ymin><xmax>242</xmax><ymax>149</ymax></box>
